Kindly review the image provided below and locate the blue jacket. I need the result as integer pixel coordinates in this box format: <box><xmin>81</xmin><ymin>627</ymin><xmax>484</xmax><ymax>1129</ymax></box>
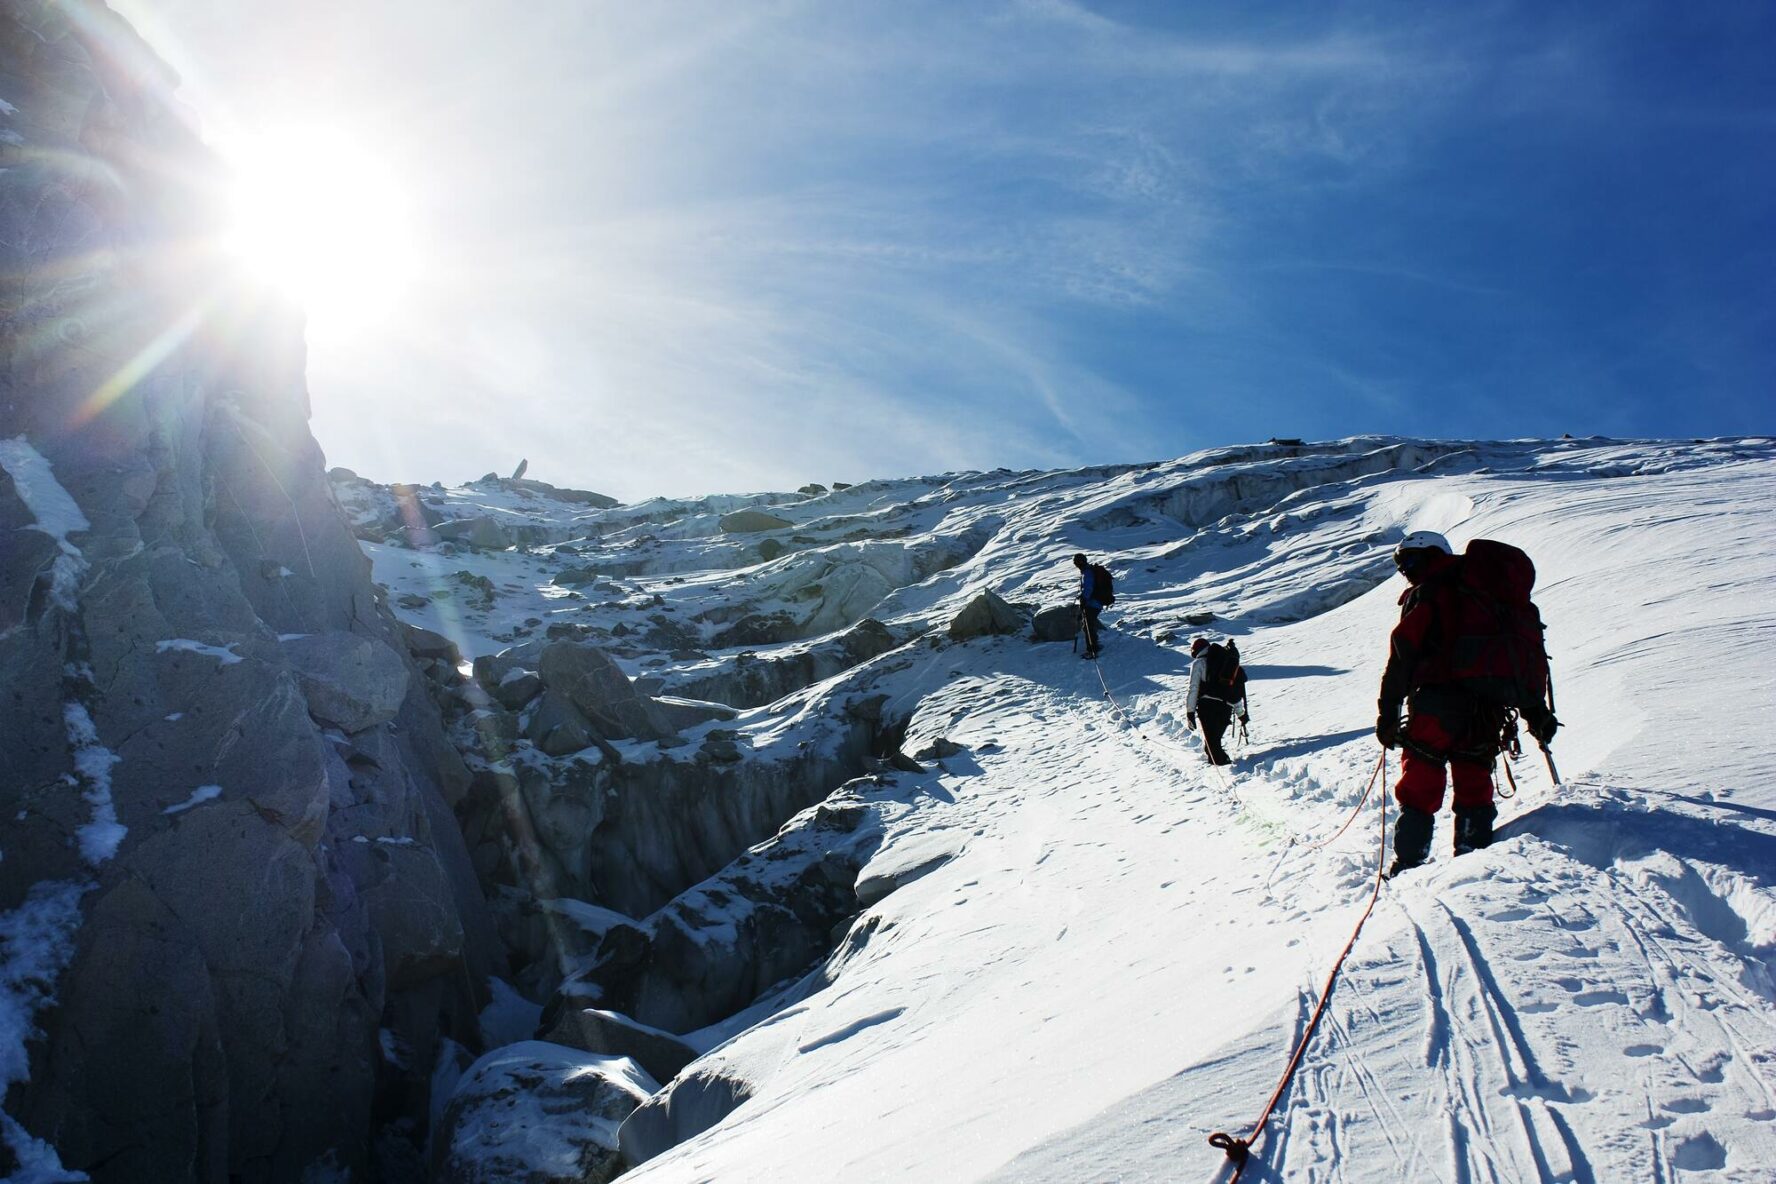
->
<box><xmin>1079</xmin><ymin>568</ymin><xmax>1102</xmax><ymax>608</ymax></box>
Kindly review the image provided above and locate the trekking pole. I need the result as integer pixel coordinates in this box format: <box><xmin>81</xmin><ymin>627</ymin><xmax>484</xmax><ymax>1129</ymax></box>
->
<box><xmin>1073</xmin><ymin>605</ymin><xmax>1082</xmax><ymax>654</ymax></box>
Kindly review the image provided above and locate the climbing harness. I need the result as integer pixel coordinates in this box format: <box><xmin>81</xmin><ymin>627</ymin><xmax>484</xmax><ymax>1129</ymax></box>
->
<box><xmin>1207</xmin><ymin>753</ymin><xmax>1390</xmax><ymax>1182</ymax></box>
<box><xmin>1496</xmin><ymin>752</ymin><xmax>1519</xmax><ymax>801</ymax></box>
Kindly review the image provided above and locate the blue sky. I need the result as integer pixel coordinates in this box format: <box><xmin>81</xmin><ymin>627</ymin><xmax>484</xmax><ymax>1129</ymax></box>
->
<box><xmin>134</xmin><ymin>0</ymin><xmax>1772</xmax><ymax>499</ymax></box>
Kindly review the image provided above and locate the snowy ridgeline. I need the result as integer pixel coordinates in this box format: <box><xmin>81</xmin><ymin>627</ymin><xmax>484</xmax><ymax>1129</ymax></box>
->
<box><xmin>353</xmin><ymin>437</ymin><xmax>1776</xmax><ymax>1183</ymax></box>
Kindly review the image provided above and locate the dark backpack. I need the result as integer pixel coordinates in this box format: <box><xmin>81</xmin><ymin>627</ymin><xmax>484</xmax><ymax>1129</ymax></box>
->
<box><xmin>1088</xmin><ymin>563</ymin><xmax>1115</xmax><ymax>607</ymax></box>
<box><xmin>1428</xmin><ymin>539</ymin><xmax>1551</xmax><ymax>714</ymax></box>
<box><xmin>1202</xmin><ymin>641</ymin><xmax>1247</xmax><ymax>702</ymax></box>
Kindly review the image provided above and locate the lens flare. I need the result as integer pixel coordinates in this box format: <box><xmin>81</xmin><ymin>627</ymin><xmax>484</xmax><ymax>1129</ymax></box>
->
<box><xmin>218</xmin><ymin>125</ymin><xmax>418</xmax><ymax>338</ymax></box>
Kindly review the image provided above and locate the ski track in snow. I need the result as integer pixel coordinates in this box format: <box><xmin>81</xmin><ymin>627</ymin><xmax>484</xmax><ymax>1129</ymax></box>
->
<box><xmin>365</xmin><ymin>438</ymin><xmax>1776</xmax><ymax>1183</ymax></box>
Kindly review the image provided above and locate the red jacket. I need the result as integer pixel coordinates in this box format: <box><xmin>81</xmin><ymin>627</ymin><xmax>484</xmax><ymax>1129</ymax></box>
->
<box><xmin>1379</xmin><ymin>551</ymin><xmax>1470</xmax><ymax>708</ymax></box>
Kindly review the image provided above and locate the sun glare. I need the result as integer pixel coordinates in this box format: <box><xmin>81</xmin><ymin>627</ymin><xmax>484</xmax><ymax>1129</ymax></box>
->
<box><xmin>219</xmin><ymin>126</ymin><xmax>418</xmax><ymax>337</ymax></box>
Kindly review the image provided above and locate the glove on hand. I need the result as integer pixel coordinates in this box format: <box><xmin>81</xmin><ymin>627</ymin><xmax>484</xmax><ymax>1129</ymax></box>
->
<box><xmin>1375</xmin><ymin>702</ymin><xmax>1401</xmax><ymax>749</ymax></box>
<box><xmin>1525</xmin><ymin>705</ymin><xmax>1560</xmax><ymax>746</ymax></box>
<box><xmin>1186</xmin><ymin>712</ymin><xmax>1196</xmax><ymax>729</ymax></box>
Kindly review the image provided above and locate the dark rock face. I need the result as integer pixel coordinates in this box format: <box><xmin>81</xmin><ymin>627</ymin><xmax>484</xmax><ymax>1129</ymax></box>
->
<box><xmin>281</xmin><ymin>631</ymin><xmax>411</xmax><ymax>732</ymax></box>
<box><xmin>0</xmin><ymin>9</ymin><xmax>502</xmax><ymax>1180</ymax></box>
<box><xmin>559</xmin><ymin>775</ymin><xmax>900</xmax><ymax>1046</ymax></box>
<box><xmin>536</xmin><ymin>641</ymin><xmax>677</xmax><ymax>741</ymax></box>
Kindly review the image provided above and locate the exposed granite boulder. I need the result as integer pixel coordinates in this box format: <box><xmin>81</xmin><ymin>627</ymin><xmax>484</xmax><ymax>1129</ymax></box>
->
<box><xmin>493</xmin><ymin>670</ymin><xmax>544</xmax><ymax>710</ymax></box>
<box><xmin>526</xmin><ymin>689</ymin><xmax>600</xmax><ymax>756</ymax></box>
<box><xmin>949</xmin><ymin>588</ymin><xmax>1025</xmax><ymax>640</ymax></box>
<box><xmin>399</xmin><ymin>621</ymin><xmax>461</xmax><ymax>664</ymax></box>
<box><xmin>391</xmin><ymin>483</ymin><xmax>446</xmax><ymax>529</ymax></box>
<box><xmin>709</xmin><ymin>610</ymin><xmax>798</xmax><ymax>648</ymax></box>
<box><xmin>552</xmin><ymin>565</ymin><xmax>600</xmax><ymax>587</ymax></box>
<box><xmin>652</xmin><ymin>695</ymin><xmax>739</xmax><ymax>730</ymax></box>
<box><xmin>506</xmin><ymin>477</ymin><xmax>619</xmax><ymax>508</ymax></box>
<box><xmin>537</xmin><ymin>641</ymin><xmax>677</xmax><ymax>742</ymax></box>
<box><xmin>1031</xmin><ymin>603</ymin><xmax>1082</xmax><ymax>642</ymax></box>
<box><xmin>470</xmin><ymin>639</ymin><xmax>548</xmax><ymax>691</ymax></box>
<box><xmin>434</xmin><ymin>515</ymin><xmax>513</xmax><ymax>550</ymax></box>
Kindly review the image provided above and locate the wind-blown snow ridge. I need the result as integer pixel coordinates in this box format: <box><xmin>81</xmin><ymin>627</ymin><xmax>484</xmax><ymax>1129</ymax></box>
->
<box><xmin>363</xmin><ymin>436</ymin><xmax>1774</xmax><ymax>1182</ymax></box>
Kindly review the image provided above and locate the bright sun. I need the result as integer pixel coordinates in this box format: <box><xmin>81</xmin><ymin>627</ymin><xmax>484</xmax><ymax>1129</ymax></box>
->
<box><xmin>219</xmin><ymin>126</ymin><xmax>419</xmax><ymax>337</ymax></box>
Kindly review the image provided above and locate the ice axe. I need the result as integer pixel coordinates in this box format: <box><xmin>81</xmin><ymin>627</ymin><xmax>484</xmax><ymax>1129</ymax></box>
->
<box><xmin>1539</xmin><ymin>742</ymin><xmax>1562</xmax><ymax>787</ymax></box>
<box><xmin>1540</xmin><ymin>673</ymin><xmax>1564</xmax><ymax>786</ymax></box>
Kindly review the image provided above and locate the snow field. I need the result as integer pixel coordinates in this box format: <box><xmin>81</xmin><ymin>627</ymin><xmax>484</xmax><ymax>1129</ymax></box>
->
<box><xmin>613</xmin><ymin>443</ymin><xmax>1775</xmax><ymax>1182</ymax></box>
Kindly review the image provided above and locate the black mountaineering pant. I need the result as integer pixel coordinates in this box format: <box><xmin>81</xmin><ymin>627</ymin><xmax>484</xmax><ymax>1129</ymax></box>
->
<box><xmin>1198</xmin><ymin>698</ymin><xmax>1233</xmax><ymax>766</ymax></box>
<box><xmin>1080</xmin><ymin>602</ymin><xmax>1102</xmax><ymax>655</ymax></box>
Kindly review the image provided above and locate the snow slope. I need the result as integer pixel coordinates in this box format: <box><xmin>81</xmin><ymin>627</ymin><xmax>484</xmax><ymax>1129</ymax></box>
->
<box><xmin>371</xmin><ymin>437</ymin><xmax>1775</xmax><ymax>1182</ymax></box>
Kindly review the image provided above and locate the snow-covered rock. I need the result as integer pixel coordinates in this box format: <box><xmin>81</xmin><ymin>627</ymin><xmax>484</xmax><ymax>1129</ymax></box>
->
<box><xmin>540</xmin><ymin>1008</ymin><xmax>699</xmax><ymax>1085</ymax></box>
<box><xmin>431</xmin><ymin>1042</ymin><xmax>655</xmax><ymax>1184</ymax></box>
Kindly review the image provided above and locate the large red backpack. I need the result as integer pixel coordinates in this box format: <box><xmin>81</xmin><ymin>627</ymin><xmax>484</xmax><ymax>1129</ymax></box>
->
<box><xmin>1427</xmin><ymin>539</ymin><xmax>1551</xmax><ymax>714</ymax></box>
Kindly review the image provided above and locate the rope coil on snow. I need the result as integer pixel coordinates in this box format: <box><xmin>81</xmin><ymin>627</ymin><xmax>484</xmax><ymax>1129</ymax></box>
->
<box><xmin>1206</xmin><ymin>1132</ymin><xmax>1250</xmax><ymax>1163</ymax></box>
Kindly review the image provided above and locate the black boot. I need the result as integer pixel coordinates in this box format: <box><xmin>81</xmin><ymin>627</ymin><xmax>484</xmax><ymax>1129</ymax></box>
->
<box><xmin>1387</xmin><ymin>807</ymin><xmax>1434</xmax><ymax>878</ymax></box>
<box><xmin>1453</xmin><ymin>804</ymin><xmax>1497</xmax><ymax>856</ymax></box>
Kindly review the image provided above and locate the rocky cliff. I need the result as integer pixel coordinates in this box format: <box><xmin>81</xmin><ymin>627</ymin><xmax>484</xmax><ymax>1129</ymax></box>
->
<box><xmin>0</xmin><ymin>4</ymin><xmax>501</xmax><ymax>1179</ymax></box>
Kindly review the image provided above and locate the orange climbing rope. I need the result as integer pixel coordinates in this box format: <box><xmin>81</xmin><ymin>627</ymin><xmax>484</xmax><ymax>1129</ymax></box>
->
<box><xmin>1206</xmin><ymin>752</ymin><xmax>1389</xmax><ymax>1182</ymax></box>
<box><xmin>1083</xmin><ymin>645</ymin><xmax>1411</xmax><ymax>1178</ymax></box>
<box><xmin>1260</xmin><ymin>750</ymin><xmax>1385</xmax><ymax>895</ymax></box>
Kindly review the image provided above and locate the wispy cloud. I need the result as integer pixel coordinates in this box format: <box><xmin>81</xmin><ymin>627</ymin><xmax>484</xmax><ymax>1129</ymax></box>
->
<box><xmin>151</xmin><ymin>0</ymin><xmax>1770</xmax><ymax>497</ymax></box>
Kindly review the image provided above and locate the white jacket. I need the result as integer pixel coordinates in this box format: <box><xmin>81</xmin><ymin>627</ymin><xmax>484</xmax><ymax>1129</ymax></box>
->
<box><xmin>1186</xmin><ymin>653</ymin><xmax>1246</xmax><ymax>715</ymax></box>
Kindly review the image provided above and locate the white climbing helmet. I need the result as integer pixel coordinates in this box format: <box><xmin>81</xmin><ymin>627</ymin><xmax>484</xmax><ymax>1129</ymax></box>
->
<box><xmin>1394</xmin><ymin>530</ymin><xmax>1452</xmax><ymax>560</ymax></box>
